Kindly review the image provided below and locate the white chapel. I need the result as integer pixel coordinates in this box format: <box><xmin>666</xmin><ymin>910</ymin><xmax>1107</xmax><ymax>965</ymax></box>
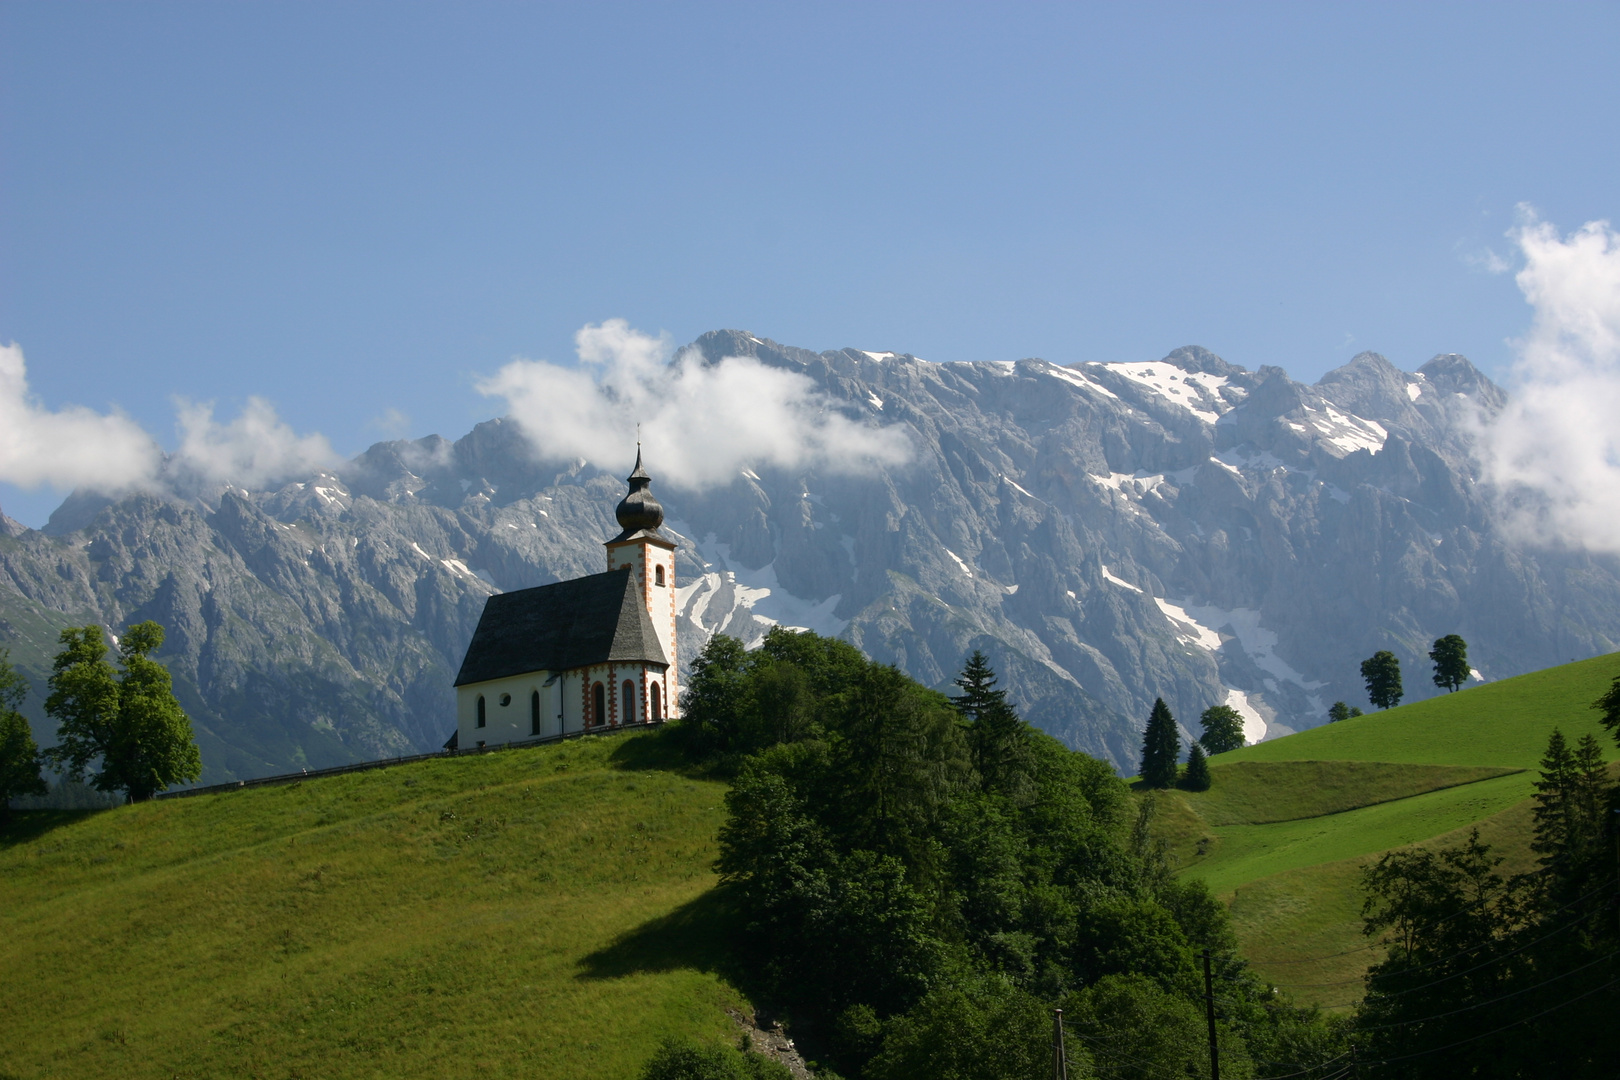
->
<box><xmin>448</xmin><ymin>451</ymin><xmax>678</xmax><ymax>749</ymax></box>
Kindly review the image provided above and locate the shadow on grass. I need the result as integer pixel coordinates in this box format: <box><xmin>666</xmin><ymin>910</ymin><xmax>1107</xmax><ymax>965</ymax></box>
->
<box><xmin>607</xmin><ymin>723</ymin><xmax>727</xmax><ymax>779</ymax></box>
<box><xmin>0</xmin><ymin>808</ymin><xmax>106</xmax><ymax>849</ymax></box>
<box><xmin>577</xmin><ymin>883</ymin><xmax>748</xmax><ymax>986</ymax></box>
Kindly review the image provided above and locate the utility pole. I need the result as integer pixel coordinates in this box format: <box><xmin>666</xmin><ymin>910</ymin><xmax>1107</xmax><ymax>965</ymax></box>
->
<box><xmin>1203</xmin><ymin>948</ymin><xmax>1220</xmax><ymax>1080</ymax></box>
<box><xmin>1052</xmin><ymin>1007</ymin><xmax>1068</xmax><ymax>1080</ymax></box>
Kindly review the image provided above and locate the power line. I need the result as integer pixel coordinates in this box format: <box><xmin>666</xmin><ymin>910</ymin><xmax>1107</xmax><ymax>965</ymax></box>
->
<box><xmin>1267</xmin><ymin>889</ymin><xmax>1607</xmax><ymax>993</ymax></box>
<box><xmin>1353</xmin><ymin>973</ymin><xmax>1620</xmax><ymax>1068</ymax></box>
<box><xmin>1351</xmin><ymin>947</ymin><xmax>1619</xmax><ymax>1033</ymax></box>
<box><xmin>1247</xmin><ymin>875</ymin><xmax>1613</xmax><ymax>972</ymax></box>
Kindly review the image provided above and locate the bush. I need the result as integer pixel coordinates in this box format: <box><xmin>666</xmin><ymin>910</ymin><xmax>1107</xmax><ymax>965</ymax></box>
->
<box><xmin>639</xmin><ymin>1037</ymin><xmax>791</xmax><ymax>1080</ymax></box>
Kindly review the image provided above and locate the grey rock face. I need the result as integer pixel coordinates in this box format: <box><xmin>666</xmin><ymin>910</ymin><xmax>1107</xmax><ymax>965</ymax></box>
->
<box><xmin>2</xmin><ymin>332</ymin><xmax>1617</xmax><ymax>780</ymax></box>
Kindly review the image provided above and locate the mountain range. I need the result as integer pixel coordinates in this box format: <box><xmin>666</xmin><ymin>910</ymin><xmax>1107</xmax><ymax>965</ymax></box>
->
<box><xmin>4</xmin><ymin>330</ymin><xmax>1617</xmax><ymax>780</ymax></box>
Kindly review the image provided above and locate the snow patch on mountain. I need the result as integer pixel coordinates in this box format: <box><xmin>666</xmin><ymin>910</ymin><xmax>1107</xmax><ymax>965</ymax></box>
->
<box><xmin>1095</xmin><ymin>360</ymin><xmax>1232</xmax><ymax>424</ymax></box>
<box><xmin>1224</xmin><ymin>688</ymin><xmax>1267</xmax><ymax>744</ymax></box>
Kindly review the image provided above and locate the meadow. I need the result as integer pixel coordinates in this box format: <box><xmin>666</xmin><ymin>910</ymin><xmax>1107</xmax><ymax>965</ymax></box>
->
<box><xmin>1151</xmin><ymin>650</ymin><xmax>1620</xmax><ymax>1005</ymax></box>
<box><xmin>0</xmin><ymin>730</ymin><xmax>743</xmax><ymax>1080</ymax></box>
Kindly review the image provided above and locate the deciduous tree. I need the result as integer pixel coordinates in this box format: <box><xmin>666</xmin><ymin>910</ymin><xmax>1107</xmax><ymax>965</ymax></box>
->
<box><xmin>1198</xmin><ymin>704</ymin><xmax>1244</xmax><ymax>753</ymax></box>
<box><xmin>0</xmin><ymin>650</ymin><xmax>48</xmax><ymax>821</ymax></box>
<box><xmin>46</xmin><ymin>622</ymin><xmax>200</xmax><ymax>802</ymax></box>
<box><xmin>1360</xmin><ymin>651</ymin><xmax>1403</xmax><ymax>710</ymax></box>
<box><xmin>1429</xmin><ymin>634</ymin><xmax>1470</xmax><ymax>692</ymax></box>
<box><xmin>1327</xmin><ymin>701</ymin><xmax>1363</xmax><ymax>723</ymax></box>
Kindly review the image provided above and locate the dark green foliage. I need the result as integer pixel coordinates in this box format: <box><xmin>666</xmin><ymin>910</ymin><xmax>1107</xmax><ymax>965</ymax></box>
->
<box><xmin>1326</xmin><ymin>701</ymin><xmax>1362</xmax><ymax>723</ymax></box>
<box><xmin>1593</xmin><ymin>673</ymin><xmax>1620</xmax><ymax>742</ymax></box>
<box><xmin>1180</xmin><ymin>742</ymin><xmax>1211</xmax><ymax>791</ymax></box>
<box><xmin>864</xmin><ymin>980</ymin><xmax>1055</xmax><ymax>1080</ymax></box>
<box><xmin>1</xmin><ymin>650</ymin><xmax>48</xmax><ymax>819</ymax></box>
<box><xmin>952</xmin><ymin>652</ymin><xmax>1035</xmax><ymax>797</ymax></box>
<box><xmin>45</xmin><ymin>623</ymin><xmax>201</xmax><ymax>802</ymax></box>
<box><xmin>1064</xmin><ymin>973</ymin><xmax>1250</xmax><ymax>1080</ymax></box>
<box><xmin>679</xmin><ymin>629</ymin><xmax>870</xmax><ymax>759</ymax></box>
<box><xmin>1198</xmin><ymin>704</ymin><xmax>1245</xmax><ymax>754</ymax></box>
<box><xmin>707</xmin><ymin>635</ymin><xmax>1339</xmax><ymax>1078</ymax></box>
<box><xmin>639</xmin><ymin>1037</ymin><xmax>792</xmax><ymax>1080</ymax></box>
<box><xmin>1529</xmin><ymin>728</ymin><xmax>1611</xmax><ymax>900</ymax></box>
<box><xmin>1428</xmin><ymin>634</ymin><xmax>1470</xmax><ymax>692</ymax></box>
<box><xmin>1360</xmin><ymin>651</ymin><xmax>1403</xmax><ymax>710</ymax></box>
<box><xmin>1138</xmin><ymin>698</ymin><xmax>1180</xmax><ymax>788</ymax></box>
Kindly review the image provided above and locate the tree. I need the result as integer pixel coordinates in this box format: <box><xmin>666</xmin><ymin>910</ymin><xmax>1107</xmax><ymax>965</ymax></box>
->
<box><xmin>678</xmin><ymin>634</ymin><xmax>753</xmax><ymax>753</ymax></box>
<box><xmin>1179</xmin><ymin>742</ymin><xmax>1211</xmax><ymax>791</ymax></box>
<box><xmin>1360</xmin><ymin>651</ymin><xmax>1403</xmax><ymax>710</ymax></box>
<box><xmin>639</xmin><ymin>1037</ymin><xmax>790</xmax><ymax>1080</ymax></box>
<box><xmin>951</xmin><ymin>652</ymin><xmax>1032</xmax><ymax>796</ymax></box>
<box><xmin>1429</xmin><ymin>634</ymin><xmax>1470</xmax><ymax>693</ymax></box>
<box><xmin>1198</xmin><ymin>704</ymin><xmax>1244</xmax><ymax>754</ymax></box>
<box><xmin>1138</xmin><ymin>698</ymin><xmax>1180</xmax><ymax>789</ymax></box>
<box><xmin>1327</xmin><ymin>701</ymin><xmax>1363</xmax><ymax>723</ymax></box>
<box><xmin>1593</xmin><ymin>674</ymin><xmax>1620</xmax><ymax>746</ymax></box>
<box><xmin>1530</xmin><ymin>728</ymin><xmax>1611</xmax><ymax>900</ymax></box>
<box><xmin>1</xmin><ymin>650</ymin><xmax>48</xmax><ymax>822</ymax></box>
<box><xmin>46</xmin><ymin>622</ymin><xmax>201</xmax><ymax>802</ymax></box>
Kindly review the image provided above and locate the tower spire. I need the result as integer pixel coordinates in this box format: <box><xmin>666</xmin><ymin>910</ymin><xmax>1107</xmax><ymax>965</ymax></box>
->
<box><xmin>614</xmin><ymin>445</ymin><xmax>662</xmax><ymax>537</ymax></box>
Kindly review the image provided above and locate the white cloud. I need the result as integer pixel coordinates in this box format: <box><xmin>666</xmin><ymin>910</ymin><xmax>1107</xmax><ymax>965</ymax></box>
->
<box><xmin>478</xmin><ymin>318</ymin><xmax>914</xmax><ymax>488</ymax></box>
<box><xmin>1480</xmin><ymin>209</ymin><xmax>1620</xmax><ymax>553</ymax></box>
<box><xmin>0</xmin><ymin>343</ymin><xmax>162</xmax><ymax>491</ymax></box>
<box><xmin>172</xmin><ymin>396</ymin><xmax>339</xmax><ymax>488</ymax></box>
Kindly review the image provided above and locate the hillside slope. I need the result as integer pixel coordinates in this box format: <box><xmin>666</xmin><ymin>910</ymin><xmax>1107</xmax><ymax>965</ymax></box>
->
<box><xmin>0</xmin><ymin>730</ymin><xmax>746</xmax><ymax>1080</ymax></box>
<box><xmin>1151</xmin><ymin>651</ymin><xmax>1620</xmax><ymax>1004</ymax></box>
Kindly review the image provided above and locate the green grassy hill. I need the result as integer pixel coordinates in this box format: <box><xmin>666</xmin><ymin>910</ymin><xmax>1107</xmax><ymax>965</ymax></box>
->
<box><xmin>0</xmin><ymin>731</ymin><xmax>744</xmax><ymax>1080</ymax></box>
<box><xmin>1149</xmin><ymin>651</ymin><xmax>1620</xmax><ymax>1007</ymax></box>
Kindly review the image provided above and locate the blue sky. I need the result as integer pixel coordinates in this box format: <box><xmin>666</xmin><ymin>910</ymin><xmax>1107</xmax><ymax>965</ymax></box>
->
<box><xmin>2</xmin><ymin>2</ymin><xmax>1618</xmax><ymax>526</ymax></box>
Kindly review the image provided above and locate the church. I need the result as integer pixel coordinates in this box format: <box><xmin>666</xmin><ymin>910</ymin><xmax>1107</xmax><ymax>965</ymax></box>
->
<box><xmin>449</xmin><ymin>451</ymin><xmax>678</xmax><ymax>749</ymax></box>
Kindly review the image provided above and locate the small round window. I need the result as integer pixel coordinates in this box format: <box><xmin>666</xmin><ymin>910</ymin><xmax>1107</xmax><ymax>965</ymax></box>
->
<box><xmin>499</xmin><ymin>693</ymin><xmax>512</xmax><ymax>706</ymax></box>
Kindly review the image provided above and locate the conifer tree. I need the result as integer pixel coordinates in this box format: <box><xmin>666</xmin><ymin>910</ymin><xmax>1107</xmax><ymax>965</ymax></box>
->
<box><xmin>950</xmin><ymin>652</ymin><xmax>1031</xmax><ymax>796</ymax></box>
<box><xmin>1360</xmin><ymin>651</ymin><xmax>1403</xmax><ymax>710</ymax></box>
<box><xmin>1327</xmin><ymin>701</ymin><xmax>1363</xmax><ymax>723</ymax></box>
<box><xmin>1198</xmin><ymin>704</ymin><xmax>1244</xmax><ymax>754</ymax></box>
<box><xmin>0</xmin><ymin>650</ymin><xmax>48</xmax><ymax>822</ymax></box>
<box><xmin>1138</xmin><ymin>698</ymin><xmax>1180</xmax><ymax>789</ymax></box>
<box><xmin>1593</xmin><ymin>674</ymin><xmax>1620</xmax><ymax>745</ymax></box>
<box><xmin>1428</xmin><ymin>635</ymin><xmax>1470</xmax><ymax>693</ymax></box>
<box><xmin>1180</xmin><ymin>742</ymin><xmax>1212</xmax><ymax>791</ymax></box>
<box><xmin>950</xmin><ymin>650</ymin><xmax>1006</xmax><ymax>723</ymax></box>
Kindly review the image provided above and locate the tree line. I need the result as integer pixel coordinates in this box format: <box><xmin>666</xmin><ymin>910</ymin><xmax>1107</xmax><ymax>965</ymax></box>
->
<box><xmin>0</xmin><ymin>621</ymin><xmax>200</xmax><ymax>819</ymax></box>
<box><xmin>656</xmin><ymin>629</ymin><xmax>1347</xmax><ymax>1079</ymax></box>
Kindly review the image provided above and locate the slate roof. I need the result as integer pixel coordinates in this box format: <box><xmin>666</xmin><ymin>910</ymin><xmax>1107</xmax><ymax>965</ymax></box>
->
<box><xmin>453</xmin><ymin>567</ymin><xmax>668</xmax><ymax>686</ymax></box>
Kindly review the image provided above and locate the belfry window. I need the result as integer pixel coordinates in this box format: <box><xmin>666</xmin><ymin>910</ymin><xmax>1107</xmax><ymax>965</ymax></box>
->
<box><xmin>531</xmin><ymin>690</ymin><xmax>541</xmax><ymax>736</ymax></box>
<box><xmin>623</xmin><ymin>680</ymin><xmax>636</xmax><ymax>723</ymax></box>
<box><xmin>655</xmin><ymin>565</ymin><xmax>665</xmax><ymax>587</ymax></box>
<box><xmin>476</xmin><ymin>695</ymin><xmax>486</xmax><ymax>728</ymax></box>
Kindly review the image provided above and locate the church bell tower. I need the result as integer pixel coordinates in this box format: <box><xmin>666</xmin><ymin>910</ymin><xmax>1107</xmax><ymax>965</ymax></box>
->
<box><xmin>604</xmin><ymin>449</ymin><xmax>678</xmax><ymax>717</ymax></box>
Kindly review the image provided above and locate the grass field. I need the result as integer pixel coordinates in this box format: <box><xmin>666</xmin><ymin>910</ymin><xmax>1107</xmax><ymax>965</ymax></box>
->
<box><xmin>0</xmin><ymin>729</ymin><xmax>746</xmax><ymax>1080</ymax></box>
<box><xmin>1151</xmin><ymin>650</ymin><xmax>1620</xmax><ymax>1006</ymax></box>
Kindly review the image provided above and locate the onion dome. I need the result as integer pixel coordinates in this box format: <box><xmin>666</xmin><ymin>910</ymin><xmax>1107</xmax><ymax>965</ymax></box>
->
<box><xmin>614</xmin><ymin>448</ymin><xmax>664</xmax><ymax>534</ymax></box>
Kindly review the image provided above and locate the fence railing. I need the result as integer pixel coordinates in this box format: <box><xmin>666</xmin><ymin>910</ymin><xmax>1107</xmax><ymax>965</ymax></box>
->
<box><xmin>153</xmin><ymin>720</ymin><xmax>666</xmax><ymax>801</ymax></box>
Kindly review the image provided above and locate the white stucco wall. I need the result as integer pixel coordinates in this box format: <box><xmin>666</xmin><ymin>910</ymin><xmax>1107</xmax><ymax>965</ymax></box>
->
<box><xmin>455</xmin><ymin>662</ymin><xmax>671</xmax><ymax>749</ymax></box>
